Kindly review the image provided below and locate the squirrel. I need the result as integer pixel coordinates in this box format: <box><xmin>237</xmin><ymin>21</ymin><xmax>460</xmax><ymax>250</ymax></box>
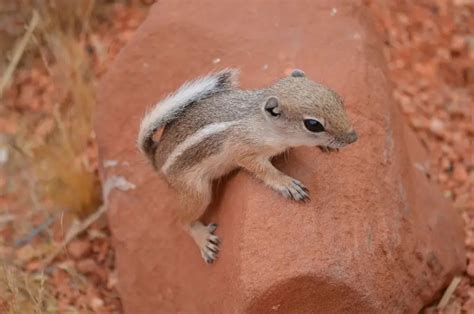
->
<box><xmin>137</xmin><ymin>68</ymin><xmax>358</xmax><ymax>264</ymax></box>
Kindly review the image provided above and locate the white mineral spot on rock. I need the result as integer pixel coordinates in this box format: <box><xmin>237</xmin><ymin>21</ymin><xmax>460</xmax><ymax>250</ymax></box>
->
<box><xmin>103</xmin><ymin>175</ymin><xmax>136</xmax><ymax>201</ymax></box>
<box><xmin>383</xmin><ymin>130</ymin><xmax>394</xmax><ymax>164</ymax></box>
<box><xmin>212</xmin><ymin>58</ymin><xmax>221</xmax><ymax>64</ymax></box>
<box><xmin>90</xmin><ymin>297</ymin><xmax>104</xmax><ymax>311</ymax></box>
<box><xmin>103</xmin><ymin>159</ymin><xmax>119</xmax><ymax>168</ymax></box>
<box><xmin>398</xmin><ymin>182</ymin><xmax>411</xmax><ymax>215</ymax></box>
<box><xmin>0</xmin><ymin>147</ymin><xmax>9</xmax><ymax>166</ymax></box>
<box><xmin>353</xmin><ymin>32</ymin><xmax>361</xmax><ymax>40</ymax></box>
<box><xmin>331</xmin><ymin>8</ymin><xmax>337</xmax><ymax>16</ymax></box>
<box><xmin>262</xmin><ymin>64</ymin><xmax>269</xmax><ymax>71</ymax></box>
<box><xmin>429</xmin><ymin>118</ymin><xmax>445</xmax><ymax>137</ymax></box>
<box><xmin>414</xmin><ymin>162</ymin><xmax>431</xmax><ymax>178</ymax></box>
<box><xmin>103</xmin><ymin>159</ymin><xmax>130</xmax><ymax>168</ymax></box>
<box><xmin>271</xmin><ymin>304</ymin><xmax>281</xmax><ymax>310</ymax></box>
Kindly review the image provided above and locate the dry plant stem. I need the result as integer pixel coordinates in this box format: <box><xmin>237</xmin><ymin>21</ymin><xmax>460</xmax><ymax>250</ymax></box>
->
<box><xmin>40</xmin><ymin>204</ymin><xmax>107</xmax><ymax>269</ymax></box>
<box><xmin>0</xmin><ymin>11</ymin><xmax>40</xmax><ymax>98</ymax></box>
<box><xmin>23</xmin><ymin>270</ymin><xmax>45</xmax><ymax>314</ymax></box>
<box><xmin>40</xmin><ymin>176</ymin><xmax>135</xmax><ymax>269</ymax></box>
<box><xmin>437</xmin><ymin>276</ymin><xmax>462</xmax><ymax>309</ymax></box>
<box><xmin>2</xmin><ymin>262</ymin><xmax>19</xmax><ymax>313</ymax></box>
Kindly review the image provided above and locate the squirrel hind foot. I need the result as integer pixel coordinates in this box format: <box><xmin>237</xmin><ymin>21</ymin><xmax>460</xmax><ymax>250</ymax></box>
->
<box><xmin>188</xmin><ymin>222</ymin><xmax>220</xmax><ymax>264</ymax></box>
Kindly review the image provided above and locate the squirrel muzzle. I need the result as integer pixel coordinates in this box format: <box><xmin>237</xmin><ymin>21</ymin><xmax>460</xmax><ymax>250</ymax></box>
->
<box><xmin>336</xmin><ymin>130</ymin><xmax>358</xmax><ymax>146</ymax></box>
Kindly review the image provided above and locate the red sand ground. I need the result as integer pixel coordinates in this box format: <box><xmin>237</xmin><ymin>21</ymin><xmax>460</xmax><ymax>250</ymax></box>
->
<box><xmin>0</xmin><ymin>1</ymin><xmax>472</xmax><ymax>312</ymax></box>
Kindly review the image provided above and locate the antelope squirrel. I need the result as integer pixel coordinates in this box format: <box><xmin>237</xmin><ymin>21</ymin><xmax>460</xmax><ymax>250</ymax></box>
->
<box><xmin>137</xmin><ymin>68</ymin><xmax>358</xmax><ymax>263</ymax></box>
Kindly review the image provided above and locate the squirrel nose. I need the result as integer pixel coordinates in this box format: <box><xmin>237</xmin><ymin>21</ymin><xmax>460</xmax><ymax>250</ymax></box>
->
<box><xmin>345</xmin><ymin>130</ymin><xmax>358</xmax><ymax>144</ymax></box>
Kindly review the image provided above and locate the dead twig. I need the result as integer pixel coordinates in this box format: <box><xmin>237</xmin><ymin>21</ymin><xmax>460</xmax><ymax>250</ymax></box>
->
<box><xmin>0</xmin><ymin>10</ymin><xmax>40</xmax><ymax>98</ymax></box>
<box><xmin>39</xmin><ymin>175</ymin><xmax>135</xmax><ymax>269</ymax></box>
<box><xmin>40</xmin><ymin>204</ymin><xmax>107</xmax><ymax>268</ymax></box>
<box><xmin>437</xmin><ymin>276</ymin><xmax>462</xmax><ymax>309</ymax></box>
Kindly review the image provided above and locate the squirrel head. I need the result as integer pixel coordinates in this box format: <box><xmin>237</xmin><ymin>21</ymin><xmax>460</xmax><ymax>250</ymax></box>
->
<box><xmin>262</xmin><ymin>69</ymin><xmax>357</xmax><ymax>149</ymax></box>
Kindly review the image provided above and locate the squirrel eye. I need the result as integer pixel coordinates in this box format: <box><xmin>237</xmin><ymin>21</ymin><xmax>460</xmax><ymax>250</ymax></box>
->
<box><xmin>304</xmin><ymin>119</ymin><xmax>325</xmax><ymax>133</ymax></box>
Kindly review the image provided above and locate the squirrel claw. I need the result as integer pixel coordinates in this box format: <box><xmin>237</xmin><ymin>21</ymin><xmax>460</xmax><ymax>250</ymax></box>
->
<box><xmin>201</xmin><ymin>233</ymin><xmax>220</xmax><ymax>264</ymax></box>
<box><xmin>208</xmin><ymin>223</ymin><xmax>218</xmax><ymax>234</ymax></box>
<box><xmin>191</xmin><ymin>223</ymin><xmax>220</xmax><ymax>264</ymax></box>
<box><xmin>319</xmin><ymin>146</ymin><xmax>339</xmax><ymax>153</ymax></box>
<box><xmin>278</xmin><ymin>179</ymin><xmax>310</xmax><ymax>202</ymax></box>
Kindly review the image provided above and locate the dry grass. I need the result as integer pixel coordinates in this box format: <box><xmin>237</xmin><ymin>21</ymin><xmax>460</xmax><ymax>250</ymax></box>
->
<box><xmin>29</xmin><ymin>0</ymin><xmax>102</xmax><ymax>217</ymax></box>
<box><xmin>0</xmin><ymin>263</ymin><xmax>56</xmax><ymax>313</ymax></box>
<box><xmin>0</xmin><ymin>10</ymin><xmax>39</xmax><ymax>97</ymax></box>
<box><xmin>6</xmin><ymin>0</ymin><xmax>102</xmax><ymax>217</ymax></box>
<box><xmin>0</xmin><ymin>1</ymin><xmax>110</xmax><ymax>312</ymax></box>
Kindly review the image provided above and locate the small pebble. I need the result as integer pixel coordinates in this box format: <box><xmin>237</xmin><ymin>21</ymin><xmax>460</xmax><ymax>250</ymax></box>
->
<box><xmin>67</xmin><ymin>240</ymin><xmax>91</xmax><ymax>260</ymax></box>
<box><xmin>76</xmin><ymin>258</ymin><xmax>98</xmax><ymax>274</ymax></box>
<box><xmin>468</xmin><ymin>261</ymin><xmax>474</xmax><ymax>277</ymax></box>
<box><xmin>453</xmin><ymin>165</ymin><xmax>468</xmax><ymax>183</ymax></box>
<box><xmin>429</xmin><ymin>118</ymin><xmax>445</xmax><ymax>137</ymax></box>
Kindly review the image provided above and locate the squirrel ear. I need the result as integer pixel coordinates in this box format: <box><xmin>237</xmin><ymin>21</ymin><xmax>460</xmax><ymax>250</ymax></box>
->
<box><xmin>264</xmin><ymin>96</ymin><xmax>281</xmax><ymax>117</ymax></box>
<box><xmin>291</xmin><ymin>69</ymin><xmax>306</xmax><ymax>78</ymax></box>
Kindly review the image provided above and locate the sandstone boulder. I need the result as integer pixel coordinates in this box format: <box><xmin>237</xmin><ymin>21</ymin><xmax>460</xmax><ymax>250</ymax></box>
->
<box><xmin>95</xmin><ymin>0</ymin><xmax>465</xmax><ymax>312</ymax></box>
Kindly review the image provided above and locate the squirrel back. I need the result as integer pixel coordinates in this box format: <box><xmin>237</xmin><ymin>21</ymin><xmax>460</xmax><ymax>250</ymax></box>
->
<box><xmin>135</xmin><ymin>68</ymin><xmax>358</xmax><ymax>264</ymax></box>
<box><xmin>137</xmin><ymin>68</ymin><xmax>239</xmax><ymax>161</ymax></box>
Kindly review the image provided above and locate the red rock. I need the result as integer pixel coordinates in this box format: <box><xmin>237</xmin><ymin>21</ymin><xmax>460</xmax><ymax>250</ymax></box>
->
<box><xmin>17</xmin><ymin>83</ymin><xmax>37</xmax><ymax>110</ymax></box>
<box><xmin>463</xmin><ymin>298</ymin><xmax>474</xmax><ymax>313</ymax></box>
<box><xmin>450</xmin><ymin>35</ymin><xmax>466</xmax><ymax>51</ymax></box>
<box><xmin>453</xmin><ymin>165</ymin><xmax>468</xmax><ymax>183</ymax></box>
<box><xmin>89</xmin><ymin>297</ymin><xmax>104</xmax><ymax>312</ymax></box>
<box><xmin>440</xmin><ymin>157</ymin><xmax>452</xmax><ymax>170</ymax></box>
<box><xmin>465</xmin><ymin>236</ymin><xmax>474</xmax><ymax>249</ymax></box>
<box><xmin>438</xmin><ymin>173</ymin><xmax>449</xmax><ymax>183</ymax></box>
<box><xmin>67</xmin><ymin>239</ymin><xmax>91</xmax><ymax>259</ymax></box>
<box><xmin>468</xmin><ymin>287</ymin><xmax>474</xmax><ymax>298</ymax></box>
<box><xmin>410</xmin><ymin>116</ymin><xmax>427</xmax><ymax>130</ymax></box>
<box><xmin>76</xmin><ymin>257</ymin><xmax>108</xmax><ymax>282</ymax></box>
<box><xmin>25</xmin><ymin>260</ymin><xmax>41</xmax><ymax>272</ymax></box>
<box><xmin>107</xmin><ymin>270</ymin><xmax>119</xmax><ymax>290</ymax></box>
<box><xmin>454</xmin><ymin>193</ymin><xmax>470</xmax><ymax>210</ymax></box>
<box><xmin>76</xmin><ymin>258</ymin><xmax>98</xmax><ymax>274</ymax></box>
<box><xmin>393</xmin><ymin>90</ymin><xmax>416</xmax><ymax>114</ymax></box>
<box><xmin>95</xmin><ymin>1</ymin><xmax>465</xmax><ymax>313</ymax></box>
<box><xmin>0</xmin><ymin>117</ymin><xmax>17</xmax><ymax>134</ymax></box>
<box><xmin>444</xmin><ymin>300</ymin><xmax>462</xmax><ymax>314</ymax></box>
<box><xmin>468</xmin><ymin>261</ymin><xmax>474</xmax><ymax>277</ymax></box>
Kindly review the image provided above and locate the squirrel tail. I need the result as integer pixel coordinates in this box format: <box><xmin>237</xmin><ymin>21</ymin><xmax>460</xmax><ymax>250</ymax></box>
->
<box><xmin>137</xmin><ymin>68</ymin><xmax>239</xmax><ymax>161</ymax></box>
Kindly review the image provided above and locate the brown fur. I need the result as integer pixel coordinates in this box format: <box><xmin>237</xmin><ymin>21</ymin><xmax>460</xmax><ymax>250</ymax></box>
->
<box><xmin>141</xmin><ymin>69</ymin><xmax>357</xmax><ymax>263</ymax></box>
<box><xmin>167</xmin><ymin>130</ymin><xmax>229</xmax><ymax>175</ymax></box>
<box><xmin>270</xmin><ymin>77</ymin><xmax>351</xmax><ymax>137</ymax></box>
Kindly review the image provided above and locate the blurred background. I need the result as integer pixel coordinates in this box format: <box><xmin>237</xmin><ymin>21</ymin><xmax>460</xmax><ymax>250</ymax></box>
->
<box><xmin>0</xmin><ymin>0</ymin><xmax>472</xmax><ymax>313</ymax></box>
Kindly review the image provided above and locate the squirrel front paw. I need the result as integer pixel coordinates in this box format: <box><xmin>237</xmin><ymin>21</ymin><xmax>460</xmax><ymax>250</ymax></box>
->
<box><xmin>189</xmin><ymin>222</ymin><xmax>220</xmax><ymax>264</ymax></box>
<box><xmin>274</xmin><ymin>177</ymin><xmax>310</xmax><ymax>202</ymax></box>
<box><xmin>200</xmin><ymin>224</ymin><xmax>220</xmax><ymax>264</ymax></box>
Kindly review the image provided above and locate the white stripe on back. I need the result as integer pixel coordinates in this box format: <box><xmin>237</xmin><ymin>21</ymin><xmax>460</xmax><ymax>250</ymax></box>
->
<box><xmin>161</xmin><ymin>121</ymin><xmax>238</xmax><ymax>174</ymax></box>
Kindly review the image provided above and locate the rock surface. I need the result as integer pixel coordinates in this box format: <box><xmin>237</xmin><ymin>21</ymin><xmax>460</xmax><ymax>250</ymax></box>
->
<box><xmin>95</xmin><ymin>0</ymin><xmax>465</xmax><ymax>313</ymax></box>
